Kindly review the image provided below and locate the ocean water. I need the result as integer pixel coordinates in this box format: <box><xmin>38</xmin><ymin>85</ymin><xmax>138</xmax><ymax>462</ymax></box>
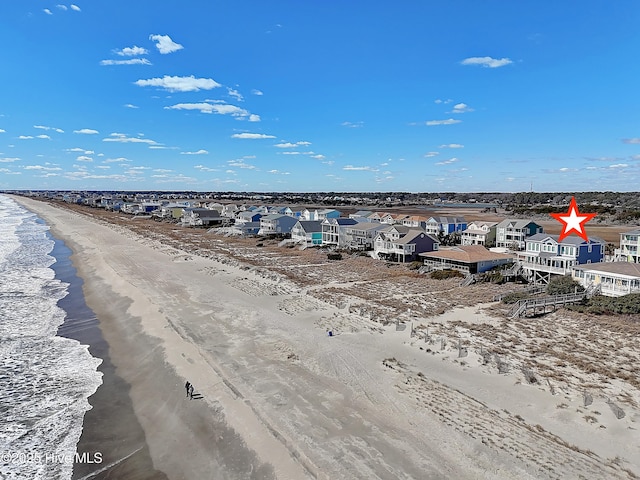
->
<box><xmin>0</xmin><ymin>195</ymin><xmax>103</xmax><ymax>479</ymax></box>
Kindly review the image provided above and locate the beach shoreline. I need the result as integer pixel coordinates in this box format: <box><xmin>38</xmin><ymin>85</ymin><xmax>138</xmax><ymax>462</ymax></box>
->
<box><xmin>12</xmin><ymin>195</ymin><xmax>640</xmax><ymax>480</ymax></box>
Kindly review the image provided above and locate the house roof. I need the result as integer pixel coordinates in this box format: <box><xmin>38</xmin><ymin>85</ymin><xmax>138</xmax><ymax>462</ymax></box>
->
<box><xmin>428</xmin><ymin>216</ymin><xmax>466</xmax><ymax>223</ymax></box>
<box><xmin>395</xmin><ymin>230</ymin><xmax>437</xmax><ymax>245</ymax></box>
<box><xmin>419</xmin><ymin>245</ymin><xmax>514</xmax><ymax>263</ymax></box>
<box><xmin>296</xmin><ymin>220</ymin><xmax>322</xmax><ymax>232</ymax></box>
<box><xmin>574</xmin><ymin>261</ymin><xmax>640</xmax><ymax>277</ymax></box>
<box><xmin>527</xmin><ymin>233</ymin><xmax>604</xmax><ymax>245</ymax></box>
<box><xmin>496</xmin><ymin>218</ymin><xmax>541</xmax><ymax>228</ymax></box>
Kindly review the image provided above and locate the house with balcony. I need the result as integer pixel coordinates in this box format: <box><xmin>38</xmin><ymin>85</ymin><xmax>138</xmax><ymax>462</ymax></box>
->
<box><xmin>373</xmin><ymin>228</ymin><xmax>439</xmax><ymax>263</ymax></box>
<box><xmin>401</xmin><ymin>215</ymin><xmax>429</xmax><ymax>230</ymax></box>
<box><xmin>291</xmin><ymin>220</ymin><xmax>323</xmax><ymax>246</ymax></box>
<box><xmin>181</xmin><ymin>208</ymin><xmax>225</xmax><ymax>227</ymax></box>
<box><xmin>614</xmin><ymin>228</ymin><xmax>640</xmax><ymax>263</ymax></box>
<box><xmin>425</xmin><ymin>216</ymin><xmax>467</xmax><ymax>236</ymax></box>
<box><xmin>341</xmin><ymin>222</ymin><xmax>387</xmax><ymax>250</ymax></box>
<box><xmin>460</xmin><ymin>221</ymin><xmax>498</xmax><ymax>247</ymax></box>
<box><xmin>495</xmin><ymin>219</ymin><xmax>543</xmax><ymax>250</ymax></box>
<box><xmin>321</xmin><ymin>218</ymin><xmax>359</xmax><ymax>246</ymax></box>
<box><xmin>235</xmin><ymin>211</ymin><xmax>262</xmax><ymax>224</ymax></box>
<box><xmin>517</xmin><ymin>233</ymin><xmax>605</xmax><ymax>284</ymax></box>
<box><xmin>257</xmin><ymin>214</ymin><xmax>298</xmax><ymax>236</ymax></box>
<box><xmin>572</xmin><ymin>262</ymin><xmax>640</xmax><ymax>297</ymax></box>
<box><xmin>420</xmin><ymin>245</ymin><xmax>514</xmax><ymax>275</ymax></box>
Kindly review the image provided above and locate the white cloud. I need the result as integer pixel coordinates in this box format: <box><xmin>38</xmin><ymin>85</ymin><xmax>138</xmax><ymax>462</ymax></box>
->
<box><xmin>252</xmin><ymin>89</ymin><xmax>264</xmax><ymax>96</ymax></box>
<box><xmin>149</xmin><ymin>34</ymin><xmax>183</xmax><ymax>54</ymax></box>
<box><xmin>609</xmin><ymin>163</ymin><xmax>628</xmax><ymax>169</ymax></box>
<box><xmin>101</xmin><ymin>58</ymin><xmax>151</xmax><ymax>66</ymax></box>
<box><xmin>461</xmin><ymin>56</ymin><xmax>513</xmax><ymax>68</ymax></box>
<box><xmin>18</xmin><ymin>136</ymin><xmax>33</xmax><ymax>139</ymax></box>
<box><xmin>116</xmin><ymin>46</ymin><xmax>148</xmax><ymax>56</ymax></box>
<box><xmin>44</xmin><ymin>9</ymin><xmax>53</xmax><ymax>15</ymax></box>
<box><xmin>451</xmin><ymin>103</ymin><xmax>474</xmax><ymax>114</ymax></box>
<box><xmin>426</xmin><ymin>118</ymin><xmax>462</xmax><ymax>126</ymax></box>
<box><xmin>228</xmin><ymin>160</ymin><xmax>256</xmax><ymax>169</ymax></box>
<box><xmin>248</xmin><ymin>114</ymin><xmax>261</xmax><ymax>122</ymax></box>
<box><xmin>136</xmin><ymin>75</ymin><xmax>220</xmax><ymax>92</ymax></box>
<box><xmin>622</xmin><ymin>138</ymin><xmax>640</xmax><ymax>144</ymax></box>
<box><xmin>231</xmin><ymin>133</ymin><xmax>275</xmax><ymax>139</ymax></box>
<box><xmin>34</xmin><ymin>125</ymin><xmax>64</xmax><ymax>133</ymax></box>
<box><xmin>24</xmin><ymin>165</ymin><xmax>62</xmax><ymax>171</ymax></box>
<box><xmin>0</xmin><ymin>129</ymin><xmax>5</xmax><ymax>133</ymax></box>
<box><xmin>439</xmin><ymin>144</ymin><xmax>464</xmax><ymax>149</ymax></box>
<box><xmin>275</xmin><ymin>141</ymin><xmax>311</xmax><ymax>148</ymax></box>
<box><xmin>165</xmin><ymin>102</ymin><xmax>253</xmax><ymax>120</ymax></box>
<box><xmin>124</xmin><ymin>104</ymin><xmax>139</xmax><ymax>109</ymax></box>
<box><xmin>102</xmin><ymin>133</ymin><xmax>158</xmax><ymax>145</ymax></box>
<box><xmin>435</xmin><ymin>157</ymin><xmax>459</xmax><ymax>165</ymax></box>
<box><xmin>281</xmin><ymin>151</ymin><xmax>301</xmax><ymax>155</ymax></box>
<box><xmin>343</xmin><ymin>165</ymin><xmax>377</xmax><ymax>171</ymax></box>
<box><xmin>56</xmin><ymin>5</ymin><xmax>68</xmax><ymax>10</ymax></box>
<box><xmin>103</xmin><ymin>157</ymin><xmax>130</xmax><ymax>163</ymax></box>
<box><xmin>0</xmin><ymin>157</ymin><xmax>20</xmax><ymax>162</ymax></box>
<box><xmin>310</xmin><ymin>154</ymin><xmax>325</xmax><ymax>160</ymax></box>
<box><xmin>227</xmin><ymin>88</ymin><xmax>243</xmax><ymax>101</ymax></box>
<box><xmin>36</xmin><ymin>134</ymin><xmax>51</xmax><ymax>139</ymax></box>
<box><xmin>74</xmin><ymin>128</ymin><xmax>99</xmax><ymax>134</ymax></box>
<box><xmin>70</xmin><ymin>4</ymin><xmax>80</xmax><ymax>11</ymax></box>
<box><xmin>194</xmin><ymin>165</ymin><xmax>218</xmax><ymax>172</ymax></box>
<box><xmin>76</xmin><ymin>155</ymin><xmax>93</xmax><ymax>162</ymax></box>
<box><xmin>341</xmin><ymin>121</ymin><xmax>364</xmax><ymax>128</ymax></box>
<box><xmin>180</xmin><ymin>149</ymin><xmax>209</xmax><ymax>155</ymax></box>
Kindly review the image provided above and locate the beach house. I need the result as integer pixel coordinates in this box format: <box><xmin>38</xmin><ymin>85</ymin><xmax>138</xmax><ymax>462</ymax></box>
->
<box><xmin>614</xmin><ymin>228</ymin><xmax>640</xmax><ymax>263</ymax></box>
<box><xmin>495</xmin><ymin>219</ymin><xmax>543</xmax><ymax>250</ymax></box>
<box><xmin>420</xmin><ymin>245</ymin><xmax>515</xmax><ymax>275</ymax></box>
<box><xmin>257</xmin><ymin>214</ymin><xmax>298</xmax><ymax>236</ymax></box>
<box><xmin>291</xmin><ymin>220</ymin><xmax>323</xmax><ymax>246</ymax></box>
<box><xmin>321</xmin><ymin>218</ymin><xmax>359</xmax><ymax>246</ymax></box>
<box><xmin>373</xmin><ymin>227</ymin><xmax>439</xmax><ymax>263</ymax></box>
<box><xmin>572</xmin><ymin>262</ymin><xmax>640</xmax><ymax>297</ymax></box>
<box><xmin>517</xmin><ymin>233</ymin><xmax>605</xmax><ymax>284</ymax></box>
<box><xmin>425</xmin><ymin>216</ymin><xmax>467</xmax><ymax>236</ymax></box>
<box><xmin>460</xmin><ymin>221</ymin><xmax>498</xmax><ymax>246</ymax></box>
<box><xmin>181</xmin><ymin>208</ymin><xmax>225</xmax><ymax>227</ymax></box>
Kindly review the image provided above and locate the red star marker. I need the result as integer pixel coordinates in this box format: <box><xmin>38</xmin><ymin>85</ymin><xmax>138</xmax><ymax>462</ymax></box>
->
<box><xmin>550</xmin><ymin>196</ymin><xmax>596</xmax><ymax>242</ymax></box>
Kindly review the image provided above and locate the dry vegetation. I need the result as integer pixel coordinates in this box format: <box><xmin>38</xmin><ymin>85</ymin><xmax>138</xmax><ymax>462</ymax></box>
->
<box><xmin>46</xmin><ymin>200</ymin><xmax>640</xmax><ymax>426</ymax></box>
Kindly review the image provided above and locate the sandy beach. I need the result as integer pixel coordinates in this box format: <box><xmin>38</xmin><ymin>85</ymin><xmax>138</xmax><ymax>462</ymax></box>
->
<box><xmin>14</xmin><ymin>196</ymin><xmax>639</xmax><ymax>480</ymax></box>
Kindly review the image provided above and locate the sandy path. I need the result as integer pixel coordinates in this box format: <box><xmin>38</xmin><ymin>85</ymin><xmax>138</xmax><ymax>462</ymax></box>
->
<box><xmin>14</xmin><ymin>196</ymin><xmax>638</xmax><ymax>480</ymax></box>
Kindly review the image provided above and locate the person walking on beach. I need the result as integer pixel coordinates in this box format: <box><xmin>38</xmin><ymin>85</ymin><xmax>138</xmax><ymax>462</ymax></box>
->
<box><xmin>188</xmin><ymin>383</ymin><xmax>194</xmax><ymax>400</ymax></box>
<box><xmin>185</xmin><ymin>381</ymin><xmax>191</xmax><ymax>398</ymax></box>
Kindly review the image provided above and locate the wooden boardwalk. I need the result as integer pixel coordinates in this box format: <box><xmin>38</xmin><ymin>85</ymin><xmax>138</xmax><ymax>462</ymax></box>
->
<box><xmin>508</xmin><ymin>284</ymin><xmax>601</xmax><ymax>318</ymax></box>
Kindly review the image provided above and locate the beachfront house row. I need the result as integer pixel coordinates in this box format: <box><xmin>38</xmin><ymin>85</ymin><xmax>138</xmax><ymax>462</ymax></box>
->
<box><xmin>495</xmin><ymin>219</ymin><xmax>543</xmax><ymax>250</ymax></box>
<box><xmin>181</xmin><ymin>208</ymin><xmax>225</xmax><ymax>227</ymax></box>
<box><xmin>460</xmin><ymin>221</ymin><xmax>498</xmax><ymax>247</ymax></box>
<box><xmin>424</xmin><ymin>216</ymin><xmax>467</xmax><ymax>236</ymax></box>
<box><xmin>291</xmin><ymin>220</ymin><xmax>323</xmax><ymax>246</ymax></box>
<box><xmin>614</xmin><ymin>228</ymin><xmax>640</xmax><ymax>263</ymax></box>
<box><xmin>572</xmin><ymin>262</ymin><xmax>640</xmax><ymax>297</ymax></box>
<box><xmin>257</xmin><ymin>214</ymin><xmax>299</xmax><ymax>236</ymax></box>
<box><xmin>420</xmin><ymin>245</ymin><xmax>515</xmax><ymax>275</ymax></box>
<box><xmin>517</xmin><ymin>233</ymin><xmax>605</xmax><ymax>284</ymax></box>
<box><xmin>321</xmin><ymin>218</ymin><xmax>359</xmax><ymax>246</ymax></box>
<box><xmin>373</xmin><ymin>227</ymin><xmax>439</xmax><ymax>263</ymax></box>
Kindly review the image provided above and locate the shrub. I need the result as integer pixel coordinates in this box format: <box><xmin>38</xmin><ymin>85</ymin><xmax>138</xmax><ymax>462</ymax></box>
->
<box><xmin>546</xmin><ymin>275</ymin><xmax>585</xmax><ymax>296</ymax></box>
<box><xmin>570</xmin><ymin>293</ymin><xmax>640</xmax><ymax>315</ymax></box>
<box><xmin>327</xmin><ymin>252</ymin><xmax>343</xmax><ymax>261</ymax></box>
<box><xmin>501</xmin><ymin>292</ymin><xmax>530</xmax><ymax>304</ymax></box>
<box><xmin>430</xmin><ymin>269</ymin><xmax>464</xmax><ymax>280</ymax></box>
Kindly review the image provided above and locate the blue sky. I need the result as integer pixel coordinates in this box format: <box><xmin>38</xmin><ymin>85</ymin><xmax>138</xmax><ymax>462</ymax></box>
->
<box><xmin>1</xmin><ymin>1</ymin><xmax>639</xmax><ymax>192</ymax></box>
